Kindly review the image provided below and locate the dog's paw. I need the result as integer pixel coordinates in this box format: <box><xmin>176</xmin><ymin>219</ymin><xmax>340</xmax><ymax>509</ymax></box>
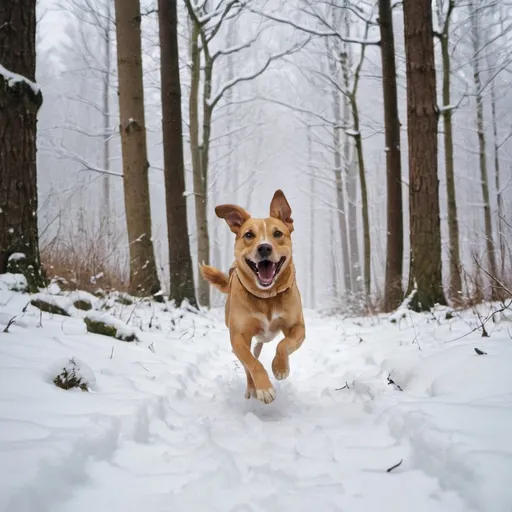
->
<box><xmin>255</xmin><ymin>387</ymin><xmax>276</xmax><ymax>404</ymax></box>
<box><xmin>244</xmin><ymin>387</ymin><xmax>256</xmax><ymax>399</ymax></box>
<box><xmin>272</xmin><ymin>355</ymin><xmax>290</xmax><ymax>381</ymax></box>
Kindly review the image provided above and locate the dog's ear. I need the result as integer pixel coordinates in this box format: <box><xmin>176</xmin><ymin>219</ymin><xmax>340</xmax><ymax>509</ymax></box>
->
<box><xmin>215</xmin><ymin>204</ymin><xmax>251</xmax><ymax>234</ymax></box>
<box><xmin>269</xmin><ymin>189</ymin><xmax>294</xmax><ymax>233</ymax></box>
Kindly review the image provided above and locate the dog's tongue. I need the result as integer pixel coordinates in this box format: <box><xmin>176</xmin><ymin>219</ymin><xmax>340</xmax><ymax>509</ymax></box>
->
<box><xmin>258</xmin><ymin>261</ymin><xmax>276</xmax><ymax>285</ymax></box>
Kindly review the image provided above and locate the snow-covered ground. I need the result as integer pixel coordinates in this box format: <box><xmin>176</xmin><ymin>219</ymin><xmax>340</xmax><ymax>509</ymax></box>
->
<box><xmin>1</xmin><ymin>274</ymin><xmax>512</xmax><ymax>512</ymax></box>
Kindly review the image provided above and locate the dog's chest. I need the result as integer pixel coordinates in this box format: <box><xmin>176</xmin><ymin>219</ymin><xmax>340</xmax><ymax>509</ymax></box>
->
<box><xmin>254</xmin><ymin>312</ymin><xmax>282</xmax><ymax>344</ymax></box>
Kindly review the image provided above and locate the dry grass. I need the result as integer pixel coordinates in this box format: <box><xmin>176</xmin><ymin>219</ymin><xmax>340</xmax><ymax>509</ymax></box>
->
<box><xmin>40</xmin><ymin>230</ymin><xmax>129</xmax><ymax>294</ymax></box>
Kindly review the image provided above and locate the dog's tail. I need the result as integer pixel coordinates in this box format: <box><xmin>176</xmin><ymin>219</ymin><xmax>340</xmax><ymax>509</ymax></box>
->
<box><xmin>200</xmin><ymin>264</ymin><xmax>230</xmax><ymax>294</ymax></box>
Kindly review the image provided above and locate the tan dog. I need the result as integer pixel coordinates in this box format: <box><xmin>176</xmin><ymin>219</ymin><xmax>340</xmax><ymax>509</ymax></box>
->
<box><xmin>200</xmin><ymin>190</ymin><xmax>305</xmax><ymax>404</ymax></box>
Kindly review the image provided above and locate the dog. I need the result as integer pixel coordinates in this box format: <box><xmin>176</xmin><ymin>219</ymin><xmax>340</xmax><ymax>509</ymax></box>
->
<box><xmin>200</xmin><ymin>189</ymin><xmax>305</xmax><ymax>404</ymax></box>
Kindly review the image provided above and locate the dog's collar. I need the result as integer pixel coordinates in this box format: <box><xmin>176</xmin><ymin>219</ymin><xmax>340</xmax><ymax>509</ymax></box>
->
<box><xmin>231</xmin><ymin>264</ymin><xmax>295</xmax><ymax>299</ymax></box>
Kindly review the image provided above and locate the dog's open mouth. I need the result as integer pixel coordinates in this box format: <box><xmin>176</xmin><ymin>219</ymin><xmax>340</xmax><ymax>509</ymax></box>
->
<box><xmin>245</xmin><ymin>257</ymin><xmax>286</xmax><ymax>287</ymax></box>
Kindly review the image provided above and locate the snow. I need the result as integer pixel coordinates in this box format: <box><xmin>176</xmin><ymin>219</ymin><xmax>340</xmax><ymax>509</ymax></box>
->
<box><xmin>8</xmin><ymin>252</ymin><xmax>27</xmax><ymax>261</ymax></box>
<box><xmin>0</xmin><ymin>281</ymin><xmax>511</xmax><ymax>511</ymax></box>
<box><xmin>84</xmin><ymin>310</ymin><xmax>139</xmax><ymax>341</ymax></box>
<box><xmin>0</xmin><ymin>63</ymin><xmax>41</xmax><ymax>94</ymax></box>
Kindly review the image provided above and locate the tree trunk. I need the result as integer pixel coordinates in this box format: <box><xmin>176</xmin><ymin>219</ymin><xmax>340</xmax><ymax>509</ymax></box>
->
<box><xmin>340</xmin><ymin>9</ymin><xmax>361</xmax><ymax>294</ymax></box>
<box><xmin>101</xmin><ymin>0</ymin><xmax>112</xmax><ymax>247</ymax></box>
<box><xmin>332</xmin><ymin>89</ymin><xmax>351</xmax><ymax>296</ymax></box>
<box><xmin>403</xmin><ymin>0</ymin><xmax>447</xmax><ymax>310</ymax></box>
<box><xmin>439</xmin><ymin>9</ymin><xmax>462</xmax><ymax>303</ymax></box>
<box><xmin>490</xmin><ymin>68</ymin><xmax>505</xmax><ymax>279</ymax></box>
<box><xmin>350</xmin><ymin>99</ymin><xmax>371</xmax><ymax>302</ymax></box>
<box><xmin>0</xmin><ymin>0</ymin><xmax>44</xmax><ymax>291</ymax></box>
<box><xmin>188</xmin><ymin>20</ymin><xmax>210</xmax><ymax>308</ymax></box>
<box><xmin>344</xmin><ymin>106</ymin><xmax>360</xmax><ymax>294</ymax></box>
<box><xmin>469</xmin><ymin>0</ymin><xmax>499</xmax><ymax>297</ymax></box>
<box><xmin>379</xmin><ymin>0</ymin><xmax>404</xmax><ymax>312</ymax></box>
<box><xmin>114</xmin><ymin>0</ymin><xmax>161</xmax><ymax>297</ymax></box>
<box><xmin>307</xmin><ymin>125</ymin><xmax>316</xmax><ymax>309</ymax></box>
<box><xmin>158</xmin><ymin>0</ymin><xmax>197</xmax><ymax>307</ymax></box>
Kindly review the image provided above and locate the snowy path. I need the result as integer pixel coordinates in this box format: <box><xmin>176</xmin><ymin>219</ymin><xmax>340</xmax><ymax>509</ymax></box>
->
<box><xmin>1</xmin><ymin>284</ymin><xmax>512</xmax><ymax>511</ymax></box>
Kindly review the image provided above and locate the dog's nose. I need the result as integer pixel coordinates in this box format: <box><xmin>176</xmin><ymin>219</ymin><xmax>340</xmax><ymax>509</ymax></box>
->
<box><xmin>257</xmin><ymin>244</ymin><xmax>272</xmax><ymax>258</ymax></box>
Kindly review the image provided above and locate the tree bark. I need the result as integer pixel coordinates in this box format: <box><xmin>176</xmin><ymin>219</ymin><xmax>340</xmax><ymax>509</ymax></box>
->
<box><xmin>114</xmin><ymin>0</ymin><xmax>161</xmax><ymax>297</ymax></box>
<box><xmin>438</xmin><ymin>0</ymin><xmax>462</xmax><ymax>303</ymax></box>
<box><xmin>379</xmin><ymin>0</ymin><xmax>404</xmax><ymax>312</ymax></box>
<box><xmin>403</xmin><ymin>0</ymin><xmax>447</xmax><ymax>310</ymax></box>
<box><xmin>0</xmin><ymin>0</ymin><xmax>44</xmax><ymax>291</ymax></box>
<box><xmin>158</xmin><ymin>0</ymin><xmax>198</xmax><ymax>307</ymax></box>
<box><xmin>469</xmin><ymin>0</ymin><xmax>499</xmax><ymax>298</ymax></box>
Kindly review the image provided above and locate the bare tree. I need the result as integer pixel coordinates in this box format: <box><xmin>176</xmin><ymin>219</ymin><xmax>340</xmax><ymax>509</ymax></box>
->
<box><xmin>434</xmin><ymin>0</ymin><xmax>462</xmax><ymax>303</ymax></box>
<box><xmin>379</xmin><ymin>0</ymin><xmax>403</xmax><ymax>311</ymax></box>
<box><xmin>113</xmin><ymin>0</ymin><xmax>161</xmax><ymax>296</ymax></box>
<box><xmin>158</xmin><ymin>0</ymin><xmax>198</xmax><ymax>307</ymax></box>
<box><xmin>469</xmin><ymin>0</ymin><xmax>499</xmax><ymax>297</ymax></box>
<box><xmin>403</xmin><ymin>0</ymin><xmax>447</xmax><ymax>310</ymax></box>
<box><xmin>185</xmin><ymin>0</ymin><xmax>309</xmax><ymax>307</ymax></box>
<box><xmin>0</xmin><ymin>0</ymin><xmax>44</xmax><ymax>290</ymax></box>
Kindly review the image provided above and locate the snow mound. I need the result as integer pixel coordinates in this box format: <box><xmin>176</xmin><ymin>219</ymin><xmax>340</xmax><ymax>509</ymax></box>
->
<box><xmin>0</xmin><ymin>272</ymin><xmax>28</xmax><ymax>293</ymax></box>
<box><xmin>84</xmin><ymin>311</ymin><xmax>139</xmax><ymax>341</ymax></box>
<box><xmin>48</xmin><ymin>357</ymin><xmax>96</xmax><ymax>392</ymax></box>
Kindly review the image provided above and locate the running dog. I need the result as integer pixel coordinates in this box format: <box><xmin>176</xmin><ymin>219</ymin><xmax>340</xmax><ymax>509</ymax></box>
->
<box><xmin>200</xmin><ymin>190</ymin><xmax>305</xmax><ymax>404</ymax></box>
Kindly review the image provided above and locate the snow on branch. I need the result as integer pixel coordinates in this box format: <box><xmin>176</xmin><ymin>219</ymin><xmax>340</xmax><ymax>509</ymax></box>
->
<box><xmin>208</xmin><ymin>37</ymin><xmax>311</xmax><ymax>109</ymax></box>
<box><xmin>0</xmin><ymin>63</ymin><xmax>40</xmax><ymax>94</ymax></box>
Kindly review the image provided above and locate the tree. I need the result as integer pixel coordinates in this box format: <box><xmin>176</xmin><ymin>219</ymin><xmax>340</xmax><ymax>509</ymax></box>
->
<box><xmin>379</xmin><ymin>0</ymin><xmax>403</xmax><ymax>311</ymax></box>
<box><xmin>158</xmin><ymin>0</ymin><xmax>198</xmax><ymax>307</ymax></box>
<box><xmin>403</xmin><ymin>0</ymin><xmax>447</xmax><ymax>310</ymax></box>
<box><xmin>185</xmin><ymin>0</ymin><xmax>308</xmax><ymax>307</ymax></box>
<box><xmin>469</xmin><ymin>0</ymin><xmax>499</xmax><ymax>297</ymax></box>
<box><xmin>113</xmin><ymin>0</ymin><xmax>161</xmax><ymax>297</ymax></box>
<box><xmin>0</xmin><ymin>0</ymin><xmax>44</xmax><ymax>291</ymax></box>
<box><xmin>434</xmin><ymin>0</ymin><xmax>462</xmax><ymax>303</ymax></box>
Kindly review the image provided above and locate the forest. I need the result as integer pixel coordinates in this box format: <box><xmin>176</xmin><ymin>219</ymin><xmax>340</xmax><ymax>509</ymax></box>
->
<box><xmin>2</xmin><ymin>0</ymin><xmax>511</xmax><ymax>313</ymax></box>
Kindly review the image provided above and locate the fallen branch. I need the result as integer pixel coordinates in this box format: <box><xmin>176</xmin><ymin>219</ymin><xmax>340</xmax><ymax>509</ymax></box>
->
<box><xmin>387</xmin><ymin>374</ymin><xmax>403</xmax><ymax>392</ymax></box>
<box><xmin>386</xmin><ymin>459</ymin><xmax>403</xmax><ymax>473</ymax></box>
<box><xmin>3</xmin><ymin>316</ymin><xmax>16</xmax><ymax>333</ymax></box>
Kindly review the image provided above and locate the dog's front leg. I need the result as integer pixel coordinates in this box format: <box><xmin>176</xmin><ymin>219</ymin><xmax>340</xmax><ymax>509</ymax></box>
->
<box><xmin>231</xmin><ymin>332</ymin><xmax>276</xmax><ymax>404</ymax></box>
<box><xmin>272</xmin><ymin>322</ymin><xmax>305</xmax><ymax>381</ymax></box>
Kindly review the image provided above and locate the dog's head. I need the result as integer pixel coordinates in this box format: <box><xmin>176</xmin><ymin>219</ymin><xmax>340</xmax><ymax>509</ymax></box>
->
<box><xmin>216</xmin><ymin>189</ymin><xmax>294</xmax><ymax>291</ymax></box>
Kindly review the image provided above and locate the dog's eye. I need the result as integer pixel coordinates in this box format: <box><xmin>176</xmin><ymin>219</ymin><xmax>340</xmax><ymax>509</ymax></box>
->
<box><xmin>243</xmin><ymin>231</ymin><xmax>255</xmax><ymax>239</ymax></box>
<box><xmin>273</xmin><ymin>230</ymin><xmax>283</xmax><ymax>238</ymax></box>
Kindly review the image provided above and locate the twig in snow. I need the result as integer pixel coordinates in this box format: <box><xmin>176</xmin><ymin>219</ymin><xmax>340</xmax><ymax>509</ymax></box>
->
<box><xmin>148</xmin><ymin>342</ymin><xmax>156</xmax><ymax>354</ymax></box>
<box><xmin>474</xmin><ymin>347</ymin><xmax>487</xmax><ymax>355</ymax></box>
<box><xmin>448</xmin><ymin>299</ymin><xmax>512</xmax><ymax>343</ymax></box>
<box><xmin>3</xmin><ymin>316</ymin><xmax>16</xmax><ymax>333</ymax></box>
<box><xmin>387</xmin><ymin>374</ymin><xmax>403</xmax><ymax>391</ymax></box>
<box><xmin>138</xmin><ymin>362</ymin><xmax>149</xmax><ymax>372</ymax></box>
<box><xmin>335</xmin><ymin>382</ymin><xmax>350</xmax><ymax>391</ymax></box>
<box><xmin>110</xmin><ymin>346</ymin><xmax>114</xmax><ymax>359</ymax></box>
<box><xmin>386</xmin><ymin>459</ymin><xmax>403</xmax><ymax>473</ymax></box>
